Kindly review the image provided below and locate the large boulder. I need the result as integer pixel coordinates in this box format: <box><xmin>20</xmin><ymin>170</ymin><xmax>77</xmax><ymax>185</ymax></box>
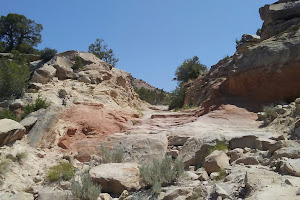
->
<box><xmin>89</xmin><ymin>163</ymin><xmax>141</xmax><ymax>194</ymax></box>
<box><xmin>30</xmin><ymin>64</ymin><xmax>56</xmax><ymax>84</ymax></box>
<box><xmin>0</xmin><ymin>119</ymin><xmax>26</xmax><ymax>146</ymax></box>
<box><xmin>204</xmin><ymin>150</ymin><xmax>230</xmax><ymax>174</ymax></box>
<box><xmin>110</xmin><ymin>133</ymin><xmax>168</xmax><ymax>164</ymax></box>
<box><xmin>259</xmin><ymin>1</ymin><xmax>300</xmax><ymax>26</ymax></box>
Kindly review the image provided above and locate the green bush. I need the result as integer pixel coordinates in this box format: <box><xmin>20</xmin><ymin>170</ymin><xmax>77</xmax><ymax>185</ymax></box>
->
<box><xmin>139</xmin><ymin>156</ymin><xmax>184</xmax><ymax>194</ymax></box>
<box><xmin>134</xmin><ymin>87</ymin><xmax>170</xmax><ymax>105</ymax></box>
<box><xmin>16</xmin><ymin>43</ymin><xmax>38</xmax><ymax>54</ymax></box>
<box><xmin>47</xmin><ymin>162</ymin><xmax>75</xmax><ymax>182</ymax></box>
<box><xmin>0</xmin><ymin>59</ymin><xmax>30</xmax><ymax>100</ymax></box>
<box><xmin>21</xmin><ymin>95</ymin><xmax>50</xmax><ymax>119</ymax></box>
<box><xmin>174</xmin><ymin>56</ymin><xmax>207</xmax><ymax>83</ymax></box>
<box><xmin>16</xmin><ymin>152</ymin><xmax>27</xmax><ymax>163</ymax></box>
<box><xmin>262</xmin><ymin>104</ymin><xmax>277</xmax><ymax>125</ymax></box>
<box><xmin>40</xmin><ymin>47</ymin><xmax>57</xmax><ymax>62</ymax></box>
<box><xmin>71</xmin><ymin>172</ymin><xmax>101</xmax><ymax>200</ymax></box>
<box><xmin>190</xmin><ymin>187</ymin><xmax>203</xmax><ymax>200</ymax></box>
<box><xmin>169</xmin><ymin>86</ymin><xmax>186</xmax><ymax>110</ymax></box>
<box><xmin>0</xmin><ymin>42</ymin><xmax>5</xmax><ymax>53</ymax></box>
<box><xmin>256</xmin><ymin>28</ymin><xmax>262</xmax><ymax>36</ymax></box>
<box><xmin>0</xmin><ymin>109</ymin><xmax>18</xmax><ymax>121</ymax></box>
<box><xmin>222</xmin><ymin>55</ymin><xmax>230</xmax><ymax>62</ymax></box>
<box><xmin>0</xmin><ymin>159</ymin><xmax>12</xmax><ymax>175</ymax></box>
<box><xmin>72</xmin><ymin>56</ymin><xmax>83</xmax><ymax>70</ymax></box>
<box><xmin>100</xmin><ymin>145</ymin><xmax>124</xmax><ymax>163</ymax></box>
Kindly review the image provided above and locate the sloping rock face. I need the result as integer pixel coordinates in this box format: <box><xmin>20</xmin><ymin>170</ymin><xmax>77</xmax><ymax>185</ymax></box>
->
<box><xmin>185</xmin><ymin>0</ymin><xmax>300</xmax><ymax>112</ymax></box>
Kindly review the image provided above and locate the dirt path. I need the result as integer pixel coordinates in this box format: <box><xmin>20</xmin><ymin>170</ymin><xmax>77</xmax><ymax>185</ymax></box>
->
<box><xmin>129</xmin><ymin>104</ymin><xmax>279</xmax><ymax>142</ymax></box>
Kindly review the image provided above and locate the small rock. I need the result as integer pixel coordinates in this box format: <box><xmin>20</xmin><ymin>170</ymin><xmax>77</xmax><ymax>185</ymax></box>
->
<box><xmin>210</xmin><ymin>172</ymin><xmax>220</xmax><ymax>180</ymax></box>
<box><xmin>9</xmin><ymin>99</ymin><xmax>25</xmax><ymax>110</ymax></box>
<box><xmin>58</xmin><ymin>89</ymin><xmax>68</xmax><ymax>98</ymax></box>
<box><xmin>186</xmin><ymin>171</ymin><xmax>199</xmax><ymax>180</ymax></box>
<box><xmin>197</xmin><ymin>171</ymin><xmax>209</xmax><ymax>181</ymax></box>
<box><xmin>20</xmin><ymin>117</ymin><xmax>37</xmax><ymax>131</ymax></box>
<box><xmin>169</xmin><ymin>149</ymin><xmax>179</xmax><ymax>159</ymax></box>
<box><xmin>296</xmin><ymin>188</ymin><xmax>300</xmax><ymax>195</ymax></box>
<box><xmin>214</xmin><ymin>184</ymin><xmax>229</xmax><ymax>198</ymax></box>
<box><xmin>0</xmin><ymin>100</ymin><xmax>10</xmax><ymax>108</ymax></box>
<box><xmin>60</xmin><ymin>181</ymin><xmax>70</xmax><ymax>190</ymax></box>
<box><xmin>234</xmin><ymin>156</ymin><xmax>259</xmax><ymax>165</ymax></box>
<box><xmin>119</xmin><ymin>190</ymin><xmax>129</xmax><ymax>200</ymax></box>
<box><xmin>33</xmin><ymin>176</ymin><xmax>43</xmax><ymax>183</ymax></box>
<box><xmin>257</xmin><ymin>112</ymin><xmax>265</xmax><ymax>121</ymax></box>
<box><xmin>37</xmin><ymin>151</ymin><xmax>46</xmax><ymax>158</ymax></box>
<box><xmin>99</xmin><ymin>193</ymin><xmax>113</xmax><ymax>200</ymax></box>
<box><xmin>227</xmin><ymin>148</ymin><xmax>244</xmax><ymax>163</ymax></box>
<box><xmin>188</xmin><ymin>166</ymin><xmax>195</xmax><ymax>171</ymax></box>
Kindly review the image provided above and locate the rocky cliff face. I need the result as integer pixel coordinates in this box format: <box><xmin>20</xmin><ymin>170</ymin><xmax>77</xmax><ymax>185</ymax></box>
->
<box><xmin>29</xmin><ymin>50</ymin><xmax>141</xmax><ymax>109</ymax></box>
<box><xmin>185</xmin><ymin>0</ymin><xmax>300</xmax><ymax>113</ymax></box>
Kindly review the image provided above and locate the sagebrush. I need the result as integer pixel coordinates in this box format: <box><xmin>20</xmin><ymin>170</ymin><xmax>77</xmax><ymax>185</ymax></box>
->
<box><xmin>0</xmin><ymin>109</ymin><xmax>18</xmax><ymax>121</ymax></box>
<box><xmin>100</xmin><ymin>145</ymin><xmax>124</xmax><ymax>163</ymax></box>
<box><xmin>47</xmin><ymin>162</ymin><xmax>75</xmax><ymax>182</ymax></box>
<box><xmin>21</xmin><ymin>95</ymin><xmax>50</xmax><ymax>119</ymax></box>
<box><xmin>139</xmin><ymin>156</ymin><xmax>185</xmax><ymax>194</ymax></box>
<box><xmin>0</xmin><ymin>59</ymin><xmax>30</xmax><ymax>100</ymax></box>
<box><xmin>71</xmin><ymin>172</ymin><xmax>101</xmax><ymax>200</ymax></box>
<box><xmin>0</xmin><ymin>159</ymin><xmax>12</xmax><ymax>175</ymax></box>
<box><xmin>262</xmin><ymin>104</ymin><xmax>277</xmax><ymax>125</ymax></box>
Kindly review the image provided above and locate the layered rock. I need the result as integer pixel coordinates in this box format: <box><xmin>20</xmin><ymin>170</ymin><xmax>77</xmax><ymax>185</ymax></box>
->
<box><xmin>185</xmin><ymin>0</ymin><xmax>300</xmax><ymax>113</ymax></box>
<box><xmin>0</xmin><ymin>119</ymin><xmax>26</xmax><ymax>146</ymax></box>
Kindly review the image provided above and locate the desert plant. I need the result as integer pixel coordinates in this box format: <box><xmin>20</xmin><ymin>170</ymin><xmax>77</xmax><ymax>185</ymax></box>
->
<box><xmin>222</xmin><ymin>55</ymin><xmax>230</xmax><ymax>62</ymax></box>
<box><xmin>72</xmin><ymin>56</ymin><xmax>83</xmax><ymax>70</ymax></box>
<box><xmin>256</xmin><ymin>28</ymin><xmax>262</xmax><ymax>36</ymax></box>
<box><xmin>235</xmin><ymin>38</ymin><xmax>243</xmax><ymax>50</ymax></box>
<box><xmin>40</xmin><ymin>47</ymin><xmax>57</xmax><ymax>62</ymax></box>
<box><xmin>100</xmin><ymin>145</ymin><xmax>124</xmax><ymax>163</ymax></box>
<box><xmin>169</xmin><ymin>85</ymin><xmax>186</xmax><ymax>110</ymax></box>
<box><xmin>134</xmin><ymin>87</ymin><xmax>170</xmax><ymax>105</ymax></box>
<box><xmin>215</xmin><ymin>169</ymin><xmax>227</xmax><ymax>181</ymax></box>
<box><xmin>139</xmin><ymin>156</ymin><xmax>185</xmax><ymax>194</ymax></box>
<box><xmin>0</xmin><ymin>109</ymin><xmax>18</xmax><ymax>121</ymax></box>
<box><xmin>16</xmin><ymin>152</ymin><xmax>27</xmax><ymax>163</ymax></box>
<box><xmin>0</xmin><ymin>159</ymin><xmax>12</xmax><ymax>175</ymax></box>
<box><xmin>70</xmin><ymin>172</ymin><xmax>101</xmax><ymax>200</ymax></box>
<box><xmin>190</xmin><ymin>187</ymin><xmax>203</xmax><ymax>200</ymax></box>
<box><xmin>88</xmin><ymin>38</ymin><xmax>119</xmax><ymax>67</ymax></box>
<box><xmin>174</xmin><ymin>56</ymin><xmax>207</xmax><ymax>83</ymax></box>
<box><xmin>0</xmin><ymin>59</ymin><xmax>30</xmax><ymax>100</ymax></box>
<box><xmin>47</xmin><ymin>162</ymin><xmax>75</xmax><ymax>182</ymax></box>
<box><xmin>0</xmin><ymin>13</ymin><xmax>43</xmax><ymax>52</ymax></box>
<box><xmin>21</xmin><ymin>95</ymin><xmax>50</xmax><ymax>119</ymax></box>
<box><xmin>262</xmin><ymin>104</ymin><xmax>277</xmax><ymax>125</ymax></box>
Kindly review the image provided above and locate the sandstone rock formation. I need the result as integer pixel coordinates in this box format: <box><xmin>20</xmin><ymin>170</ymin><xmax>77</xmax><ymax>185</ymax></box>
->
<box><xmin>0</xmin><ymin>119</ymin><xmax>25</xmax><ymax>146</ymax></box>
<box><xmin>185</xmin><ymin>0</ymin><xmax>300</xmax><ymax>113</ymax></box>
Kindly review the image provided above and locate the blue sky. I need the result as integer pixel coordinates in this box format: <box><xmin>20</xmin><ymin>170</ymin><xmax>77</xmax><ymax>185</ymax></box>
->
<box><xmin>1</xmin><ymin>0</ymin><xmax>275</xmax><ymax>92</ymax></box>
